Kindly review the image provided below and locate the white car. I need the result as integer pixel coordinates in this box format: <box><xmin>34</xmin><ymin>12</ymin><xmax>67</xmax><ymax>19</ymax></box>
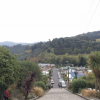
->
<box><xmin>61</xmin><ymin>81</ymin><xmax>66</xmax><ymax>88</ymax></box>
<box><xmin>59</xmin><ymin>79</ymin><xmax>64</xmax><ymax>83</ymax></box>
<box><xmin>58</xmin><ymin>74</ymin><xmax>61</xmax><ymax>79</ymax></box>
<box><xmin>51</xmin><ymin>79</ymin><xmax>54</xmax><ymax>84</ymax></box>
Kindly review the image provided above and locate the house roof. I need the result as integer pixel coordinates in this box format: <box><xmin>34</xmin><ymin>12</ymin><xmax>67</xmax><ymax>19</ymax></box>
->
<box><xmin>71</xmin><ymin>72</ymin><xmax>85</xmax><ymax>80</ymax></box>
<box><xmin>77</xmin><ymin>71</ymin><xmax>84</xmax><ymax>76</ymax></box>
<box><xmin>41</xmin><ymin>69</ymin><xmax>45</xmax><ymax>71</ymax></box>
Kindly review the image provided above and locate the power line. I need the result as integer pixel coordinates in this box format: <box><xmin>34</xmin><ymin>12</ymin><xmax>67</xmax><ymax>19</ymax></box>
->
<box><xmin>80</xmin><ymin>0</ymin><xmax>94</xmax><ymax>34</ymax></box>
<box><xmin>85</xmin><ymin>0</ymin><xmax>100</xmax><ymax>33</ymax></box>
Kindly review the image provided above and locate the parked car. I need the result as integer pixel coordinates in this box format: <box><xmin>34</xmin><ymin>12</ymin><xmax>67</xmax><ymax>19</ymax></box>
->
<box><xmin>61</xmin><ymin>81</ymin><xmax>66</xmax><ymax>88</ymax></box>
<box><xmin>58</xmin><ymin>75</ymin><xmax>61</xmax><ymax>79</ymax></box>
<box><xmin>51</xmin><ymin>79</ymin><xmax>54</xmax><ymax>84</ymax></box>
<box><xmin>58</xmin><ymin>72</ymin><xmax>60</xmax><ymax>75</ymax></box>
<box><xmin>59</xmin><ymin>79</ymin><xmax>64</xmax><ymax>83</ymax></box>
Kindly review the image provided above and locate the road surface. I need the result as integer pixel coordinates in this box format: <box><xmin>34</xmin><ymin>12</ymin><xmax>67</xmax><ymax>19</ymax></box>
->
<box><xmin>38</xmin><ymin>88</ymin><xmax>85</xmax><ymax>100</ymax></box>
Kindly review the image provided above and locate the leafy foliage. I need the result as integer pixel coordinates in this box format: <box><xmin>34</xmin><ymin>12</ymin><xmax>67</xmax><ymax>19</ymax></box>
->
<box><xmin>87</xmin><ymin>51</ymin><xmax>100</xmax><ymax>91</ymax></box>
<box><xmin>17</xmin><ymin>61</ymin><xmax>42</xmax><ymax>88</ymax></box>
<box><xmin>0</xmin><ymin>47</ymin><xmax>20</xmax><ymax>98</ymax></box>
<box><xmin>42</xmin><ymin>75</ymin><xmax>48</xmax><ymax>85</ymax></box>
<box><xmin>46</xmin><ymin>85</ymin><xmax>51</xmax><ymax>89</ymax></box>
<box><xmin>22</xmin><ymin>72</ymin><xmax>36</xmax><ymax>100</ymax></box>
<box><xmin>72</xmin><ymin>78</ymin><xmax>87</xmax><ymax>93</ymax></box>
<box><xmin>34</xmin><ymin>81</ymin><xmax>46</xmax><ymax>90</ymax></box>
<box><xmin>82</xmin><ymin>31</ymin><xmax>100</xmax><ymax>39</ymax></box>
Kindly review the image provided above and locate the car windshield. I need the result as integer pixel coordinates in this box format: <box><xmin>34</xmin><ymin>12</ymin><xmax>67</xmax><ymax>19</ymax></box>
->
<box><xmin>62</xmin><ymin>82</ymin><xmax>65</xmax><ymax>85</ymax></box>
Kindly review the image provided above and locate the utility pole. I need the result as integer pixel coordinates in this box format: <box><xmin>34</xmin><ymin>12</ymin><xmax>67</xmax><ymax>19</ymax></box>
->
<box><xmin>68</xmin><ymin>66</ymin><xmax>69</xmax><ymax>86</ymax></box>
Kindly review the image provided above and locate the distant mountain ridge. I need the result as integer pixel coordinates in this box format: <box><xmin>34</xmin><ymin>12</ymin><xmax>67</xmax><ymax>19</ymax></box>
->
<box><xmin>0</xmin><ymin>41</ymin><xmax>37</xmax><ymax>46</ymax></box>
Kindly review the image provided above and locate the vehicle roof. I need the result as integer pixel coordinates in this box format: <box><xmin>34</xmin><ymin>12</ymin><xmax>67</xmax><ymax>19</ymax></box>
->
<box><xmin>61</xmin><ymin>81</ymin><xmax>65</xmax><ymax>83</ymax></box>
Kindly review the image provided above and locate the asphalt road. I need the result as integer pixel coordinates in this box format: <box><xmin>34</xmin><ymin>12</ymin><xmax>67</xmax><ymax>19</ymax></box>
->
<box><xmin>51</xmin><ymin>68</ymin><xmax>59</xmax><ymax>88</ymax></box>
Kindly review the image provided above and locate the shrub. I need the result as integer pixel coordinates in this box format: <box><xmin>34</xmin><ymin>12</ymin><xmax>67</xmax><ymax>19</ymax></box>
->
<box><xmin>46</xmin><ymin>85</ymin><xmax>51</xmax><ymax>89</ymax></box>
<box><xmin>78</xmin><ymin>88</ymin><xmax>83</xmax><ymax>93</ymax></box>
<box><xmin>72</xmin><ymin>79</ymin><xmax>87</xmax><ymax>93</ymax></box>
<box><xmin>16</xmin><ymin>93</ymin><xmax>24</xmax><ymax>100</ymax></box>
<box><xmin>81</xmin><ymin>89</ymin><xmax>95</xmax><ymax>98</ymax></box>
<box><xmin>34</xmin><ymin>87</ymin><xmax>44</xmax><ymax>97</ymax></box>
<box><xmin>95</xmin><ymin>91</ymin><xmax>100</xmax><ymax>99</ymax></box>
<box><xmin>81</xmin><ymin>89</ymin><xmax>95</xmax><ymax>97</ymax></box>
<box><xmin>35</xmin><ymin>81</ymin><xmax>46</xmax><ymax>90</ymax></box>
<box><xmin>8</xmin><ymin>83</ymin><xmax>18</xmax><ymax>100</ymax></box>
<box><xmin>46</xmin><ymin>87</ymin><xmax>49</xmax><ymax>90</ymax></box>
<box><xmin>27</xmin><ymin>94</ymin><xmax>35</xmax><ymax>100</ymax></box>
<box><xmin>68</xmin><ymin>83</ymin><xmax>72</xmax><ymax>91</ymax></box>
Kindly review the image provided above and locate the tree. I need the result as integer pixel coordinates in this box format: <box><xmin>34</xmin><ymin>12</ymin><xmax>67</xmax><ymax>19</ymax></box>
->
<box><xmin>86</xmin><ymin>72</ymin><xmax>95</xmax><ymax>89</ymax></box>
<box><xmin>22</xmin><ymin>72</ymin><xmax>36</xmax><ymax>100</ymax></box>
<box><xmin>88</xmin><ymin>51</ymin><xmax>100</xmax><ymax>91</ymax></box>
<box><xmin>18</xmin><ymin>61</ymin><xmax>42</xmax><ymax>88</ymax></box>
<box><xmin>0</xmin><ymin>47</ymin><xmax>20</xmax><ymax>99</ymax></box>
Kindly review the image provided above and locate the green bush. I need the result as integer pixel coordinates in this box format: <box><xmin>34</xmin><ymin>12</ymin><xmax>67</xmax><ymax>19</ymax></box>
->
<box><xmin>63</xmin><ymin>74</ymin><xmax>67</xmax><ymax>81</ymax></box>
<box><xmin>35</xmin><ymin>81</ymin><xmax>46</xmax><ymax>90</ymax></box>
<box><xmin>72</xmin><ymin>79</ymin><xmax>87</xmax><ymax>93</ymax></box>
<box><xmin>27</xmin><ymin>94</ymin><xmax>35</xmax><ymax>100</ymax></box>
<box><xmin>78</xmin><ymin>88</ymin><xmax>84</xmax><ymax>93</ymax></box>
<box><xmin>46</xmin><ymin>85</ymin><xmax>51</xmax><ymax>89</ymax></box>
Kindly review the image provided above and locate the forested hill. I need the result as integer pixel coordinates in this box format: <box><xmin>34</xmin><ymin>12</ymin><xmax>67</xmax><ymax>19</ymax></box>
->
<box><xmin>80</xmin><ymin>31</ymin><xmax>100</xmax><ymax>39</ymax></box>
<box><xmin>31</xmin><ymin>35</ymin><xmax>100</xmax><ymax>55</ymax></box>
<box><xmin>1</xmin><ymin>31</ymin><xmax>100</xmax><ymax>57</ymax></box>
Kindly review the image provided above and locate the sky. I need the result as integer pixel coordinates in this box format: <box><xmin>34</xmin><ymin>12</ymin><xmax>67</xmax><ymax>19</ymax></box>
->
<box><xmin>0</xmin><ymin>0</ymin><xmax>100</xmax><ymax>43</ymax></box>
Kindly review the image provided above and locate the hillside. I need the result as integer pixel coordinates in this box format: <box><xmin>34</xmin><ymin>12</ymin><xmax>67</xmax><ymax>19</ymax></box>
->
<box><xmin>0</xmin><ymin>41</ymin><xmax>37</xmax><ymax>46</ymax></box>
<box><xmin>30</xmin><ymin>35</ymin><xmax>97</xmax><ymax>55</ymax></box>
<box><xmin>80</xmin><ymin>31</ymin><xmax>100</xmax><ymax>39</ymax></box>
<box><xmin>1</xmin><ymin>30</ymin><xmax>100</xmax><ymax>66</ymax></box>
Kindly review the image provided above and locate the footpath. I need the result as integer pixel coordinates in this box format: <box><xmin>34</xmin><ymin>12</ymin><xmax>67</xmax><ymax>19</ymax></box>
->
<box><xmin>37</xmin><ymin>88</ymin><xmax>85</xmax><ymax>100</ymax></box>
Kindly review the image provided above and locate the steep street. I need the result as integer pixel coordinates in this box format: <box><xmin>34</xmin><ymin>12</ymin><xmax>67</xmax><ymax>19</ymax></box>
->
<box><xmin>38</xmin><ymin>68</ymin><xmax>85</xmax><ymax>100</ymax></box>
<box><xmin>38</xmin><ymin>88</ymin><xmax>85</xmax><ymax>100</ymax></box>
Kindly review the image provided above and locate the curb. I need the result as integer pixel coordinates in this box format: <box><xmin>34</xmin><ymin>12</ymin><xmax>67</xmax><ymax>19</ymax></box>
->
<box><xmin>33</xmin><ymin>96</ymin><xmax>39</xmax><ymax>100</ymax></box>
<box><xmin>65</xmin><ymin>88</ymin><xmax>91</xmax><ymax>100</ymax></box>
<box><xmin>75</xmin><ymin>93</ymin><xmax>91</xmax><ymax>100</ymax></box>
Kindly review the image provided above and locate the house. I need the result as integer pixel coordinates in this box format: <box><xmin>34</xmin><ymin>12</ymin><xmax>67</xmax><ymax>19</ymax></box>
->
<box><xmin>42</xmin><ymin>71</ymin><xmax>49</xmax><ymax>75</ymax></box>
<box><xmin>71</xmin><ymin>71</ymin><xmax>85</xmax><ymax>81</ymax></box>
<box><xmin>84</xmin><ymin>70</ymin><xmax>88</xmax><ymax>76</ymax></box>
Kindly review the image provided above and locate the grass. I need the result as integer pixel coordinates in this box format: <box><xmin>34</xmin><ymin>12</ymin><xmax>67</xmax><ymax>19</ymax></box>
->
<box><xmin>81</xmin><ymin>89</ymin><xmax>96</xmax><ymax>98</ymax></box>
<box><xmin>34</xmin><ymin>87</ymin><xmax>44</xmax><ymax>97</ymax></box>
<box><xmin>95</xmin><ymin>91</ymin><xmax>100</xmax><ymax>99</ymax></box>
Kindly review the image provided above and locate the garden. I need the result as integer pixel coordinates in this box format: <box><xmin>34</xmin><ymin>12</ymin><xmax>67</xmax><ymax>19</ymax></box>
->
<box><xmin>0</xmin><ymin>47</ymin><xmax>51</xmax><ymax>100</ymax></box>
<box><xmin>67</xmin><ymin>51</ymin><xmax>100</xmax><ymax>99</ymax></box>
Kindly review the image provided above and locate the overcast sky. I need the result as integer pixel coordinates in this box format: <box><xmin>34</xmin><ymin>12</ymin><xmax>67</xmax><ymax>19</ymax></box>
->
<box><xmin>0</xmin><ymin>0</ymin><xmax>100</xmax><ymax>43</ymax></box>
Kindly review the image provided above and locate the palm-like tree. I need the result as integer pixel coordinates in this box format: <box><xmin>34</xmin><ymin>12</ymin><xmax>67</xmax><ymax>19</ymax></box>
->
<box><xmin>88</xmin><ymin>51</ymin><xmax>100</xmax><ymax>91</ymax></box>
